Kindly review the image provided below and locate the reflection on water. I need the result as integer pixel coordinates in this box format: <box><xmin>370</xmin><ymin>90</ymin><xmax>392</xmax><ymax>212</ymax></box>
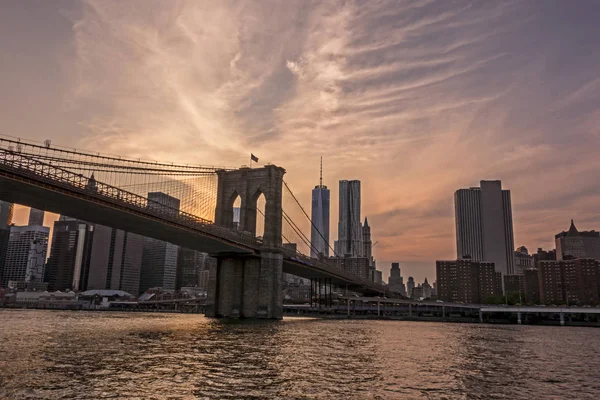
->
<box><xmin>1</xmin><ymin>310</ymin><xmax>599</xmax><ymax>399</ymax></box>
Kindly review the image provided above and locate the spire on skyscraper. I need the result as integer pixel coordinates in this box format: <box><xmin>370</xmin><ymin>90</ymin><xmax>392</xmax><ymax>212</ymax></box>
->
<box><xmin>320</xmin><ymin>156</ymin><xmax>323</xmax><ymax>187</ymax></box>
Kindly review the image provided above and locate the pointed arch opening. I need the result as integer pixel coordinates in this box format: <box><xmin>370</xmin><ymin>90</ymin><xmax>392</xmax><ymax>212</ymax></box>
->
<box><xmin>231</xmin><ymin>193</ymin><xmax>241</xmax><ymax>230</ymax></box>
<box><xmin>255</xmin><ymin>192</ymin><xmax>266</xmax><ymax>239</ymax></box>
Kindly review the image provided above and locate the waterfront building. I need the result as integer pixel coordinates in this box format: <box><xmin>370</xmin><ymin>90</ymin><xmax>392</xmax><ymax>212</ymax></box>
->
<box><xmin>310</xmin><ymin>158</ymin><xmax>330</xmax><ymax>259</ymax></box>
<box><xmin>388</xmin><ymin>262</ymin><xmax>406</xmax><ymax>296</ymax></box>
<box><xmin>411</xmin><ymin>284</ymin><xmax>423</xmax><ymax>300</ymax></box>
<box><xmin>533</xmin><ymin>247</ymin><xmax>556</xmax><ymax>264</ymax></box>
<box><xmin>140</xmin><ymin>192</ymin><xmax>181</xmax><ymax>293</ymax></box>
<box><xmin>176</xmin><ymin>248</ymin><xmax>208</xmax><ymax>289</ymax></box>
<box><xmin>0</xmin><ymin>201</ymin><xmax>13</xmax><ymax>280</ymax></box>
<box><xmin>454</xmin><ymin>181</ymin><xmax>515</xmax><ymax>277</ymax></box>
<box><xmin>330</xmin><ymin>256</ymin><xmax>373</xmax><ymax>281</ymax></box>
<box><xmin>335</xmin><ymin>180</ymin><xmax>362</xmax><ymax>257</ymax></box>
<box><xmin>422</xmin><ymin>278</ymin><xmax>432</xmax><ymax>299</ymax></box>
<box><xmin>85</xmin><ymin>224</ymin><xmax>143</xmax><ymax>295</ymax></box>
<box><xmin>406</xmin><ymin>276</ymin><xmax>415</xmax><ymax>298</ymax></box>
<box><xmin>374</xmin><ymin>270</ymin><xmax>383</xmax><ymax>285</ymax></box>
<box><xmin>504</xmin><ymin>275</ymin><xmax>525</xmax><ymax>296</ymax></box>
<box><xmin>45</xmin><ymin>217</ymin><xmax>94</xmax><ymax>291</ymax></box>
<box><xmin>555</xmin><ymin>220</ymin><xmax>600</xmax><ymax>261</ymax></box>
<box><xmin>2</xmin><ymin>225</ymin><xmax>49</xmax><ymax>288</ymax></box>
<box><xmin>436</xmin><ymin>259</ymin><xmax>502</xmax><ymax>304</ymax></box>
<box><xmin>537</xmin><ymin>260</ymin><xmax>564</xmax><ymax>304</ymax></box>
<box><xmin>536</xmin><ymin>259</ymin><xmax>600</xmax><ymax>305</ymax></box>
<box><xmin>514</xmin><ymin>246</ymin><xmax>533</xmax><ymax>275</ymax></box>
<box><xmin>523</xmin><ymin>268</ymin><xmax>540</xmax><ymax>304</ymax></box>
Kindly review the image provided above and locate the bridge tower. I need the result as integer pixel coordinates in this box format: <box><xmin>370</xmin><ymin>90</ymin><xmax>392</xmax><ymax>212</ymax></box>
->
<box><xmin>206</xmin><ymin>165</ymin><xmax>285</xmax><ymax>319</ymax></box>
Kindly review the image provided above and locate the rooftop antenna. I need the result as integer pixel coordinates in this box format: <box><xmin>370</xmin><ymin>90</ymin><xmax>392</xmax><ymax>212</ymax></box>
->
<box><xmin>320</xmin><ymin>156</ymin><xmax>323</xmax><ymax>187</ymax></box>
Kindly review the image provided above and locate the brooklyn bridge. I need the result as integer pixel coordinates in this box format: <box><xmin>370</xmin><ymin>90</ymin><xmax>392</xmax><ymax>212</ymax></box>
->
<box><xmin>0</xmin><ymin>137</ymin><xmax>393</xmax><ymax>319</ymax></box>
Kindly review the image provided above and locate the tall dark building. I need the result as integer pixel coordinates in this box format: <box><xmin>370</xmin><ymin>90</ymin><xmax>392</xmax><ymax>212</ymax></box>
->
<box><xmin>28</xmin><ymin>208</ymin><xmax>45</xmax><ymax>226</ymax></box>
<box><xmin>406</xmin><ymin>276</ymin><xmax>415</xmax><ymax>298</ymax></box>
<box><xmin>85</xmin><ymin>224</ymin><xmax>143</xmax><ymax>295</ymax></box>
<box><xmin>176</xmin><ymin>248</ymin><xmax>207</xmax><ymax>289</ymax></box>
<box><xmin>310</xmin><ymin>157</ymin><xmax>330</xmax><ymax>258</ymax></box>
<box><xmin>3</xmin><ymin>225</ymin><xmax>49</xmax><ymax>288</ymax></box>
<box><xmin>362</xmin><ymin>218</ymin><xmax>372</xmax><ymax>262</ymax></box>
<box><xmin>0</xmin><ymin>201</ymin><xmax>14</xmax><ymax>283</ymax></box>
<box><xmin>140</xmin><ymin>192</ymin><xmax>180</xmax><ymax>293</ymax></box>
<box><xmin>45</xmin><ymin>217</ymin><xmax>94</xmax><ymax>291</ymax></box>
<box><xmin>523</xmin><ymin>268</ymin><xmax>540</xmax><ymax>304</ymax></box>
<box><xmin>388</xmin><ymin>262</ymin><xmax>406</xmax><ymax>296</ymax></box>
<box><xmin>335</xmin><ymin>180</ymin><xmax>362</xmax><ymax>257</ymax></box>
<box><xmin>454</xmin><ymin>181</ymin><xmax>515</xmax><ymax>277</ymax></box>
<box><xmin>537</xmin><ymin>260</ymin><xmax>564</xmax><ymax>305</ymax></box>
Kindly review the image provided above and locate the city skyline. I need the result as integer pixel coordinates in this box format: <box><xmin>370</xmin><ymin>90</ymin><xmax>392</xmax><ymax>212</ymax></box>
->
<box><xmin>3</xmin><ymin>1</ymin><xmax>600</xmax><ymax>282</ymax></box>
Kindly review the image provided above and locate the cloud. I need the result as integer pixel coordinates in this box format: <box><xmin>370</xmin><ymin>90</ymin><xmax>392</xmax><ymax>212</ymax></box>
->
<box><xmin>3</xmin><ymin>0</ymin><xmax>600</xmax><ymax>282</ymax></box>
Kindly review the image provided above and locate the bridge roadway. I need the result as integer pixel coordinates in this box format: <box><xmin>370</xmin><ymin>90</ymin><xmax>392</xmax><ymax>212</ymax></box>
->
<box><xmin>0</xmin><ymin>149</ymin><xmax>387</xmax><ymax>295</ymax></box>
<box><xmin>286</xmin><ymin>297</ymin><xmax>600</xmax><ymax>320</ymax></box>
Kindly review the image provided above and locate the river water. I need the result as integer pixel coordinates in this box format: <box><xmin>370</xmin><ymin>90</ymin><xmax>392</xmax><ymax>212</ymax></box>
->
<box><xmin>0</xmin><ymin>310</ymin><xmax>599</xmax><ymax>399</ymax></box>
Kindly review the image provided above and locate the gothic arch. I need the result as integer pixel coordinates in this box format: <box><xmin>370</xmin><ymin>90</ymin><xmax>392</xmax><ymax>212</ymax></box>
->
<box><xmin>214</xmin><ymin>166</ymin><xmax>285</xmax><ymax>247</ymax></box>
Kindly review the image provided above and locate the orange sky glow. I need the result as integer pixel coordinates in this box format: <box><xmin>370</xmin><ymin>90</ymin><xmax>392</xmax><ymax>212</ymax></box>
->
<box><xmin>3</xmin><ymin>1</ymin><xmax>600</xmax><ymax>282</ymax></box>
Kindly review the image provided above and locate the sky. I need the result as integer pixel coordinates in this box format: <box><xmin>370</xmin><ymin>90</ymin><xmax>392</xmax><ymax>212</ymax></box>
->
<box><xmin>2</xmin><ymin>0</ymin><xmax>600</xmax><ymax>282</ymax></box>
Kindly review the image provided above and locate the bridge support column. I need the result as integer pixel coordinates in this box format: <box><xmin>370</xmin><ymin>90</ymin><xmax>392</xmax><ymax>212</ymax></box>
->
<box><xmin>256</xmin><ymin>251</ymin><xmax>283</xmax><ymax>319</ymax></box>
<box><xmin>205</xmin><ymin>252</ymin><xmax>283</xmax><ymax>319</ymax></box>
<box><xmin>560</xmin><ymin>312</ymin><xmax>565</xmax><ymax>326</ymax></box>
<box><xmin>517</xmin><ymin>312</ymin><xmax>522</xmax><ymax>325</ymax></box>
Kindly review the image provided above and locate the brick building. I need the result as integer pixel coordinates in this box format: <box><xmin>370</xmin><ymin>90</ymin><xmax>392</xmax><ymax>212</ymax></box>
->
<box><xmin>436</xmin><ymin>259</ymin><xmax>502</xmax><ymax>304</ymax></box>
<box><xmin>537</xmin><ymin>259</ymin><xmax>600</xmax><ymax>305</ymax></box>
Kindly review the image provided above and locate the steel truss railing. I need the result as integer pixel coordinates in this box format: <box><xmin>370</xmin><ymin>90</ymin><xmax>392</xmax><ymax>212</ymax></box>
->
<box><xmin>0</xmin><ymin>148</ymin><xmax>261</xmax><ymax>249</ymax></box>
<box><xmin>0</xmin><ymin>136</ymin><xmax>235</xmax><ymax>172</ymax></box>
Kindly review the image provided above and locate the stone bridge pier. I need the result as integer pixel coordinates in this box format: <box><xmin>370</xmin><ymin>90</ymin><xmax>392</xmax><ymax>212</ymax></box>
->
<box><xmin>205</xmin><ymin>165</ymin><xmax>285</xmax><ymax>319</ymax></box>
<box><xmin>205</xmin><ymin>252</ymin><xmax>283</xmax><ymax>318</ymax></box>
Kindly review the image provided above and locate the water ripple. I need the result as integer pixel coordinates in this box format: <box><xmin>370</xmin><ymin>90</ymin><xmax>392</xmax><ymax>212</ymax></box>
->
<box><xmin>1</xmin><ymin>310</ymin><xmax>599</xmax><ymax>399</ymax></box>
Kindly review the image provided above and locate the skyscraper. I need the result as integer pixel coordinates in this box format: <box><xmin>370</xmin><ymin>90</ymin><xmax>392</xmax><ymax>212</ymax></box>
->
<box><xmin>310</xmin><ymin>158</ymin><xmax>330</xmax><ymax>258</ymax></box>
<box><xmin>406</xmin><ymin>276</ymin><xmax>415</xmax><ymax>298</ymax></box>
<box><xmin>388</xmin><ymin>262</ymin><xmax>406</xmax><ymax>296</ymax></box>
<box><xmin>45</xmin><ymin>217</ymin><xmax>94</xmax><ymax>291</ymax></box>
<box><xmin>85</xmin><ymin>224</ymin><xmax>143</xmax><ymax>295</ymax></box>
<box><xmin>140</xmin><ymin>192</ymin><xmax>180</xmax><ymax>293</ymax></box>
<box><xmin>335</xmin><ymin>180</ymin><xmax>362</xmax><ymax>257</ymax></box>
<box><xmin>362</xmin><ymin>218</ymin><xmax>372</xmax><ymax>262</ymax></box>
<box><xmin>28</xmin><ymin>208</ymin><xmax>45</xmax><ymax>226</ymax></box>
<box><xmin>0</xmin><ymin>201</ymin><xmax>14</xmax><ymax>280</ymax></box>
<box><xmin>176</xmin><ymin>248</ymin><xmax>208</xmax><ymax>289</ymax></box>
<box><xmin>454</xmin><ymin>180</ymin><xmax>515</xmax><ymax>277</ymax></box>
<box><xmin>2</xmin><ymin>225</ymin><xmax>49</xmax><ymax>288</ymax></box>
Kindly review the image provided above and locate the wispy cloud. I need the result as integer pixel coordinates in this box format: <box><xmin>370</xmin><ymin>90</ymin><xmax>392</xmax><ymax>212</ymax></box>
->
<box><xmin>2</xmin><ymin>0</ymin><xmax>600</xmax><ymax>281</ymax></box>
